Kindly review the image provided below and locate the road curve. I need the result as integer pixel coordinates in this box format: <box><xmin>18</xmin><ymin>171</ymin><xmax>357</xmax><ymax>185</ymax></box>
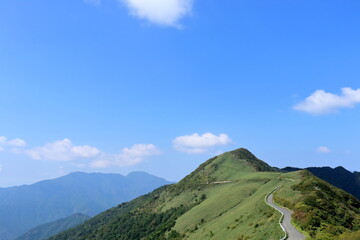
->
<box><xmin>266</xmin><ymin>189</ymin><xmax>306</xmax><ymax>240</ymax></box>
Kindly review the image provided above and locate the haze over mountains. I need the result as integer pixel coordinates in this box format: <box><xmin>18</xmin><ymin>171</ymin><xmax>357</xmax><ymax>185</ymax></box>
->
<box><xmin>15</xmin><ymin>213</ymin><xmax>90</xmax><ymax>240</ymax></box>
<box><xmin>51</xmin><ymin>148</ymin><xmax>360</xmax><ymax>240</ymax></box>
<box><xmin>0</xmin><ymin>171</ymin><xmax>171</xmax><ymax>240</ymax></box>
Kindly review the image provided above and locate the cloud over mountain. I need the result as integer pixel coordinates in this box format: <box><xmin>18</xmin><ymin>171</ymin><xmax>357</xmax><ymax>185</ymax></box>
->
<box><xmin>316</xmin><ymin>146</ymin><xmax>332</xmax><ymax>153</ymax></box>
<box><xmin>173</xmin><ymin>132</ymin><xmax>232</xmax><ymax>154</ymax></box>
<box><xmin>1</xmin><ymin>136</ymin><xmax>160</xmax><ymax>168</ymax></box>
<box><xmin>90</xmin><ymin>144</ymin><xmax>161</xmax><ymax>168</ymax></box>
<box><xmin>26</xmin><ymin>139</ymin><xmax>101</xmax><ymax>161</ymax></box>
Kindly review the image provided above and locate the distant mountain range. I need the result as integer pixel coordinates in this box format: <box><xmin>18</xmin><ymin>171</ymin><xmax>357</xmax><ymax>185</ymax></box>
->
<box><xmin>0</xmin><ymin>171</ymin><xmax>171</xmax><ymax>240</ymax></box>
<box><xmin>15</xmin><ymin>213</ymin><xmax>90</xmax><ymax>240</ymax></box>
<box><xmin>282</xmin><ymin>166</ymin><xmax>360</xmax><ymax>200</ymax></box>
<box><xmin>51</xmin><ymin>149</ymin><xmax>360</xmax><ymax>240</ymax></box>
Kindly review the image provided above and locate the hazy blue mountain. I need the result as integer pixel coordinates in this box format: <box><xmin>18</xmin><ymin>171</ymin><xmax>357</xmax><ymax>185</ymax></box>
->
<box><xmin>0</xmin><ymin>171</ymin><xmax>171</xmax><ymax>240</ymax></box>
<box><xmin>282</xmin><ymin>166</ymin><xmax>360</xmax><ymax>199</ymax></box>
<box><xmin>15</xmin><ymin>213</ymin><xmax>90</xmax><ymax>240</ymax></box>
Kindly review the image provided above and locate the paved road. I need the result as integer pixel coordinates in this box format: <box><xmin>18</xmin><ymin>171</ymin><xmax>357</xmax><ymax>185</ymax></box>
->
<box><xmin>266</xmin><ymin>191</ymin><xmax>306</xmax><ymax>240</ymax></box>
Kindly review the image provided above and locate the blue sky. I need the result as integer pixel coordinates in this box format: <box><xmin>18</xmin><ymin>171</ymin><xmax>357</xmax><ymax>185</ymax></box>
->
<box><xmin>1</xmin><ymin>0</ymin><xmax>360</xmax><ymax>187</ymax></box>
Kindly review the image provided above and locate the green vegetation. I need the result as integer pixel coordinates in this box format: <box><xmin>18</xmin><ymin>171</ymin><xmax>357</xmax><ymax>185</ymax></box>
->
<box><xmin>339</xmin><ymin>231</ymin><xmax>360</xmax><ymax>240</ymax></box>
<box><xmin>51</xmin><ymin>148</ymin><xmax>360</xmax><ymax>240</ymax></box>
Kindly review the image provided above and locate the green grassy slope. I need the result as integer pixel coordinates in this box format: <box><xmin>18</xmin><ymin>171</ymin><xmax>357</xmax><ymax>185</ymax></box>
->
<box><xmin>51</xmin><ymin>148</ymin><xmax>360</xmax><ymax>240</ymax></box>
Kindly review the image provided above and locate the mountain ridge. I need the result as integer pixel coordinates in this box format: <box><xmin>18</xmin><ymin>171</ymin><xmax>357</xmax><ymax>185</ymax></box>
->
<box><xmin>51</xmin><ymin>148</ymin><xmax>360</xmax><ymax>240</ymax></box>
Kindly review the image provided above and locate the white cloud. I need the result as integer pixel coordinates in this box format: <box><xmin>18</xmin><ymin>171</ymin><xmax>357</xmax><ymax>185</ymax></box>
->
<box><xmin>316</xmin><ymin>146</ymin><xmax>332</xmax><ymax>153</ymax></box>
<box><xmin>120</xmin><ymin>0</ymin><xmax>192</xmax><ymax>26</ymax></box>
<box><xmin>90</xmin><ymin>144</ymin><xmax>161</xmax><ymax>168</ymax></box>
<box><xmin>72</xmin><ymin>145</ymin><xmax>101</xmax><ymax>158</ymax></box>
<box><xmin>0</xmin><ymin>136</ymin><xmax>27</xmax><ymax>147</ymax></box>
<box><xmin>2</xmin><ymin>136</ymin><xmax>160</xmax><ymax>168</ymax></box>
<box><xmin>294</xmin><ymin>87</ymin><xmax>360</xmax><ymax>115</ymax></box>
<box><xmin>26</xmin><ymin>139</ymin><xmax>100</xmax><ymax>161</ymax></box>
<box><xmin>173</xmin><ymin>132</ymin><xmax>232</xmax><ymax>154</ymax></box>
<box><xmin>0</xmin><ymin>164</ymin><xmax>2</xmax><ymax>173</ymax></box>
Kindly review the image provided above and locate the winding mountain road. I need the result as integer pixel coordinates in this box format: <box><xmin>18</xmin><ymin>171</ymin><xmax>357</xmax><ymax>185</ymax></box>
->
<box><xmin>266</xmin><ymin>190</ymin><xmax>306</xmax><ymax>240</ymax></box>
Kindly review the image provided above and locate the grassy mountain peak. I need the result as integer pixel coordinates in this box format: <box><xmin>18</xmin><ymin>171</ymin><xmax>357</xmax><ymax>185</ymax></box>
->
<box><xmin>228</xmin><ymin>148</ymin><xmax>276</xmax><ymax>172</ymax></box>
<box><xmin>178</xmin><ymin>148</ymin><xmax>275</xmax><ymax>188</ymax></box>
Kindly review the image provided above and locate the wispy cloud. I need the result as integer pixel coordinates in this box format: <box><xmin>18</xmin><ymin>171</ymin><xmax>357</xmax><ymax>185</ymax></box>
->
<box><xmin>173</xmin><ymin>132</ymin><xmax>232</xmax><ymax>154</ymax></box>
<box><xmin>316</xmin><ymin>146</ymin><xmax>332</xmax><ymax>153</ymax></box>
<box><xmin>26</xmin><ymin>139</ymin><xmax>101</xmax><ymax>161</ymax></box>
<box><xmin>120</xmin><ymin>0</ymin><xmax>193</xmax><ymax>27</ymax></box>
<box><xmin>90</xmin><ymin>144</ymin><xmax>161</xmax><ymax>168</ymax></box>
<box><xmin>294</xmin><ymin>87</ymin><xmax>360</xmax><ymax>115</ymax></box>
<box><xmin>0</xmin><ymin>136</ymin><xmax>160</xmax><ymax>168</ymax></box>
<box><xmin>0</xmin><ymin>136</ymin><xmax>27</xmax><ymax>147</ymax></box>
